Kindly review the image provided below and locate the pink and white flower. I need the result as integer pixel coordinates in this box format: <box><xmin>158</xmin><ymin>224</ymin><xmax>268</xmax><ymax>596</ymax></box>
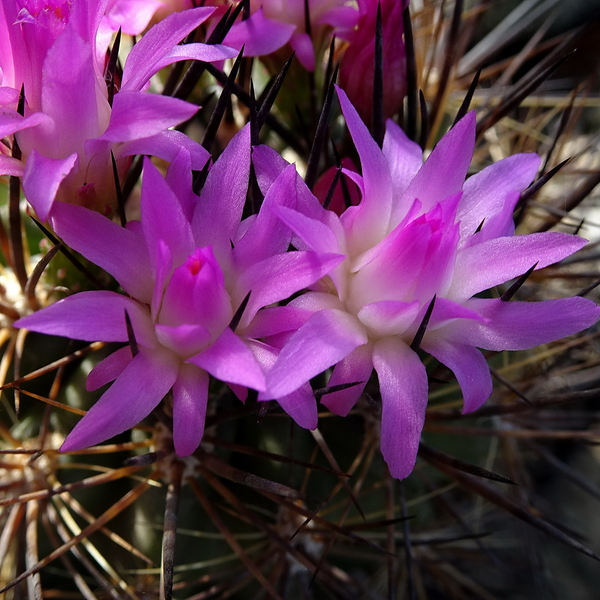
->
<box><xmin>0</xmin><ymin>1</ymin><xmax>236</xmax><ymax>219</ymax></box>
<box><xmin>15</xmin><ymin>126</ymin><xmax>341</xmax><ymax>455</ymax></box>
<box><xmin>253</xmin><ymin>86</ymin><xmax>600</xmax><ymax>479</ymax></box>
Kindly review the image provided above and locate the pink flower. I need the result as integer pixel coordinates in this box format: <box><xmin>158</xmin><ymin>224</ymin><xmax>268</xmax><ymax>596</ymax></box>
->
<box><xmin>0</xmin><ymin>2</ymin><xmax>236</xmax><ymax>219</ymax></box>
<box><xmin>15</xmin><ymin>126</ymin><xmax>341</xmax><ymax>455</ymax></box>
<box><xmin>254</xmin><ymin>86</ymin><xmax>600</xmax><ymax>479</ymax></box>
<box><xmin>339</xmin><ymin>0</ymin><xmax>409</xmax><ymax>122</ymax></box>
<box><xmin>221</xmin><ymin>0</ymin><xmax>359</xmax><ymax>70</ymax></box>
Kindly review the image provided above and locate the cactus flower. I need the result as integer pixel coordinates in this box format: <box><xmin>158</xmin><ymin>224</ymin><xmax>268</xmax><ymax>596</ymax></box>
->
<box><xmin>0</xmin><ymin>2</ymin><xmax>236</xmax><ymax>219</ymax></box>
<box><xmin>254</xmin><ymin>86</ymin><xmax>600</xmax><ymax>479</ymax></box>
<box><xmin>15</xmin><ymin>126</ymin><xmax>342</xmax><ymax>455</ymax></box>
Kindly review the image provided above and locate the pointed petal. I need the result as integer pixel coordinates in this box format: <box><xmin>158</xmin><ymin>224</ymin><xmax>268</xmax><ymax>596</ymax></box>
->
<box><xmin>165</xmin><ymin>149</ymin><xmax>196</xmax><ymax>221</ymax></box>
<box><xmin>290</xmin><ymin>31</ymin><xmax>315</xmax><ymax>71</ymax></box>
<box><xmin>15</xmin><ymin>291</ymin><xmax>156</xmax><ymax>346</ymax></box>
<box><xmin>189</xmin><ymin>327</ymin><xmax>265</xmax><ymax>391</ymax></box>
<box><xmin>252</xmin><ymin>145</ymin><xmax>331</xmax><ymax>224</ymax></box>
<box><xmin>119</xmin><ymin>130</ymin><xmax>210</xmax><ymax>170</ymax></box>
<box><xmin>51</xmin><ymin>202</ymin><xmax>153</xmax><ymax>302</ymax></box>
<box><xmin>173</xmin><ymin>363</ymin><xmax>209</xmax><ymax>456</ymax></box>
<box><xmin>87</xmin><ymin>346</ymin><xmax>133</xmax><ymax>391</ymax></box>
<box><xmin>426</xmin><ymin>296</ymin><xmax>487</xmax><ymax>330</ymax></box>
<box><xmin>141</xmin><ymin>157</ymin><xmax>195</xmax><ymax>271</ymax></box>
<box><xmin>250</xmin><ymin>341</ymin><xmax>317</xmax><ymax>429</ymax></box>
<box><xmin>61</xmin><ymin>347</ymin><xmax>179</xmax><ymax>451</ymax></box>
<box><xmin>192</xmin><ymin>125</ymin><xmax>250</xmax><ymax>263</ymax></box>
<box><xmin>23</xmin><ymin>150</ymin><xmax>77</xmax><ymax>221</ymax></box>
<box><xmin>274</xmin><ymin>205</ymin><xmax>341</xmax><ymax>254</ymax></box>
<box><xmin>447</xmin><ymin>297</ymin><xmax>600</xmax><ymax>351</ymax></box>
<box><xmin>397</xmin><ymin>111</ymin><xmax>475</xmax><ymax>220</ymax></box>
<box><xmin>373</xmin><ymin>337</ymin><xmax>428</xmax><ymax>480</ymax></box>
<box><xmin>382</xmin><ymin>118</ymin><xmax>423</xmax><ymax>198</ymax></box>
<box><xmin>458</xmin><ymin>153</ymin><xmax>541</xmax><ymax>237</ymax></box>
<box><xmin>234</xmin><ymin>164</ymin><xmax>299</xmax><ymax>267</ymax></box>
<box><xmin>242</xmin><ymin>305</ymin><xmax>312</xmax><ymax>339</ymax></box>
<box><xmin>224</xmin><ymin>9</ymin><xmax>294</xmax><ymax>55</ymax></box>
<box><xmin>101</xmin><ymin>91</ymin><xmax>199</xmax><ymax>141</ymax></box>
<box><xmin>336</xmin><ymin>85</ymin><xmax>394</xmax><ymax>246</ymax></box>
<box><xmin>252</xmin><ymin>144</ymin><xmax>290</xmax><ymax>196</ymax></box>
<box><xmin>122</xmin><ymin>7</ymin><xmax>224</xmax><ymax>90</ymax></box>
<box><xmin>276</xmin><ymin>384</ymin><xmax>318</xmax><ymax>429</ymax></box>
<box><xmin>322</xmin><ymin>343</ymin><xmax>373</xmax><ymax>416</ymax></box>
<box><xmin>450</xmin><ymin>232</ymin><xmax>588</xmax><ymax>301</ymax></box>
<box><xmin>0</xmin><ymin>110</ymin><xmax>50</xmax><ymax>139</ymax></box>
<box><xmin>266</xmin><ymin>309</ymin><xmax>368</xmax><ymax>398</ymax></box>
<box><xmin>237</xmin><ymin>251</ymin><xmax>344</xmax><ymax>327</ymax></box>
<box><xmin>0</xmin><ymin>155</ymin><xmax>24</xmax><ymax>177</ymax></box>
<box><xmin>422</xmin><ymin>339</ymin><xmax>492</xmax><ymax>413</ymax></box>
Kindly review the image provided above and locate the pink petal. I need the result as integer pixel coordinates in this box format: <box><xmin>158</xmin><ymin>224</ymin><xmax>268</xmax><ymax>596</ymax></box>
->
<box><xmin>15</xmin><ymin>291</ymin><xmax>157</xmax><ymax>346</ymax></box>
<box><xmin>426</xmin><ymin>297</ymin><xmax>488</xmax><ymax>331</ymax></box>
<box><xmin>61</xmin><ymin>347</ymin><xmax>179</xmax><ymax>452</ymax></box>
<box><xmin>101</xmin><ymin>91</ymin><xmax>199</xmax><ymax>142</ymax></box>
<box><xmin>242</xmin><ymin>305</ymin><xmax>312</xmax><ymax>339</ymax></box>
<box><xmin>250</xmin><ymin>341</ymin><xmax>317</xmax><ymax>429</ymax></box>
<box><xmin>254</xmin><ymin>146</ymin><xmax>333</xmax><ymax>222</ymax></box>
<box><xmin>450</xmin><ymin>232</ymin><xmax>588</xmax><ymax>301</ymax></box>
<box><xmin>357</xmin><ymin>300</ymin><xmax>421</xmax><ymax>337</ymax></box>
<box><xmin>0</xmin><ymin>155</ymin><xmax>24</xmax><ymax>177</ymax></box>
<box><xmin>458</xmin><ymin>153</ymin><xmax>541</xmax><ymax>238</ymax></box>
<box><xmin>373</xmin><ymin>337</ymin><xmax>428</xmax><ymax>479</ymax></box>
<box><xmin>86</xmin><ymin>346</ymin><xmax>133</xmax><ymax>391</ymax></box>
<box><xmin>447</xmin><ymin>297</ymin><xmax>600</xmax><ymax>351</ymax></box>
<box><xmin>233</xmin><ymin>164</ymin><xmax>299</xmax><ymax>267</ymax></box>
<box><xmin>322</xmin><ymin>343</ymin><xmax>373</xmax><ymax>416</ymax></box>
<box><xmin>104</xmin><ymin>0</ymin><xmax>163</xmax><ymax>35</ymax></box>
<box><xmin>396</xmin><ymin>111</ymin><xmax>476</xmax><ymax>221</ymax></box>
<box><xmin>189</xmin><ymin>327</ymin><xmax>266</xmax><ymax>391</ymax></box>
<box><xmin>134</xmin><ymin>42</ymin><xmax>236</xmax><ymax>87</ymax></box>
<box><xmin>165</xmin><ymin>149</ymin><xmax>196</xmax><ymax>221</ymax></box>
<box><xmin>39</xmin><ymin>27</ymin><xmax>107</xmax><ymax>156</ymax></box>
<box><xmin>155</xmin><ymin>323</ymin><xmax>211</xmax><ymax>358</ymax></box>
<box><xmin>119</xmin><ymin>130</ymin><xmax>210</xmax><ymax>170</ymax></box>
<box><xmin>159</xmin><ymin>246</ymin><xmax>231</xmax><ymax>335</ymax></box>
<box><xmin>122</xmin><ymin>7</ymin><xmax>225</xmax><ymax>90</ymax></box>
<box><xmin>317</xmin><ymin>6</ymin><xmax>360</xmax><ymax>30</ymax></box>
<box><xmin>276</xmin><ymin>384</ymin><xmax>318</xmax><ymax>430</ymax></box>
<box><xmin>266</xmin><ymin>309</ymin><xmax>368</xmax><ymax>399</ymax></box>
<box><xmin>236</xmin><ymin>251</ymin><xmax>344</xmax><ymax>328</ymax></box>
<box><xmin>51</xmin><ymin>202</ymin><xmax>154</xmax><ymax>302</ymax></box>
<box><xmin>252</xmin><ymin>144</ymin><xmax>290</xmax><ymax>196</ymax></box>
<box><xmin>382</xmin><ymin>118</ymin><xmax>423</xmax><ymax>200</ymax></box>
<box><xmin>192</xmin><ymin>125</ymin><xmax>251</xmax><ymax>264</ymax></box>
<box><xmin>422</xmin><ymin>339</ymin><xmax>492</xmax><ymax>413</ymax></box>
<box><xmin>274</xmin><ymin>204</ymin><xmax>341</xmax><ymax>255</ymax></box>
<box><xmin>0</xmin><ymin>110</ymin><xmax>49</xmax><ymax>139</ymax></box>
<box><xmin>141</xmin><ymin>157</ymin><xmax>195</xmax><ymax>271</ymax></box>
<box><xmin>224</xmin><ymin>9</ymin><xmax>295</xmax><ymax>56</ymax></box>
<box><xmin>336</xmin><ymin>85</ymin><xmax>394</xmax><ymax>250</ymax></box>
<box><xmin>173</xmin><ymin>363</ymin><xmax>209</xmax><ymax>456</ymax></box>
<box><xmin>22</xmin><ymin>150</ymin><xmax>77</xmax><ymax>221</ymax></box>
<box><xmin>290</xmin><ymin>31</ymin><xmax>315</xmax><ymax>71</ymax></box>
<box><xmin>349</xmin><ymin>213</ymin><xmax>447</xmax><ymax>308</ymax></box>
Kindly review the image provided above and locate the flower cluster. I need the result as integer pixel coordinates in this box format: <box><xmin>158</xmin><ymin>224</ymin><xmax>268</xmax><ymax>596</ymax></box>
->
<box><xmin>0</xmin><ymin>1</ymin><xmax>235</xmax><ymax>219</ymax></box>
<box><xmin>7</xmin><ymin>0</ymin><xmax>600</xmax><ymax>479</ymax></box>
